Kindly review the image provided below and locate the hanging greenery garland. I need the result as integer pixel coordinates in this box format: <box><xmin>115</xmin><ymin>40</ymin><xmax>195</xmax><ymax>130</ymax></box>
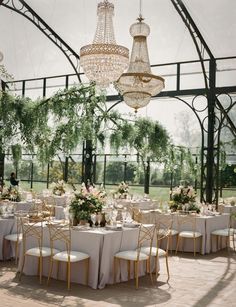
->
<box><xmin>0</xmin><ymin>83</ymin><xmax>128</xmax><ymax>165</ymax></box>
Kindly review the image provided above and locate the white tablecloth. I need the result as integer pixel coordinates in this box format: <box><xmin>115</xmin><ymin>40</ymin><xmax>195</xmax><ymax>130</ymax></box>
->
<box><xmin>0</xmin><ymin>218</ymin><xmax>16</xmax><ymax>260</ymax></box>
<box><xmin>139</xmin><ymin>212</ymin><xmax>230</xmax><ymax>254</ymax></box>
<box><xmin>18</xmin><ymin>225</ymin><xmax>151</xmax><ymax>289</ymax></box>
<box><xmin>218</xmin><ymin>204</ymin><xmax>236</xmax><ymax>228</ymax></box>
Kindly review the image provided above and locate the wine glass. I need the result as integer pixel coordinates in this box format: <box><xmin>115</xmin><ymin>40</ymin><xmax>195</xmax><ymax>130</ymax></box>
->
<box><xmin>111</xmin><ymin>210</ymin><xmax>118</xmax><ymax>226</ymax></box>
<box><xmin>105</xmin><ymin>211</ymin><xmax>111</xmax><ymax>225</ymax></box>
<box><xmin>91</xmin><ymin>214</ymin><xmax>96</xmax><ymax>227</ymax></box>
<box><xmin>121</xmin><ymin>210</ymin><xmax>127</xmax><ymax>222</ymax></box>
<box><xmin>97</xmin><ymin>213</ymin><xmax>102</xmax><ymax>227</ymax></box>
<box><xmin>63</xmin><ymin>206</ymin><xmax>69</xmax><ymax>223</ymax></box>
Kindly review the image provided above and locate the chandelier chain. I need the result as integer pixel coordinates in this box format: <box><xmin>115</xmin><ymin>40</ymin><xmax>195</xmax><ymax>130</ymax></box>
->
<box><xmin>139</xmin><ymin>0</ymin><xmax>143</xmax><ymax>18</ymax></box>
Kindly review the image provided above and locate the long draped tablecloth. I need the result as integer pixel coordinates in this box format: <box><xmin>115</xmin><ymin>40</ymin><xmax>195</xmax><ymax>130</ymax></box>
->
<box><xmin>18</xmin><ymin>226</ymin><xmax>149</xmax><ymax>289</ymax></box>
<box><xmin>139</xmin><ymin>212</ymin><xmax>230</xmax><ymax>254</ymax></box>
<box><xmin>0</xmin><ymin>218</ymin><xmax>15</xmax><ymax>260</ymax></box>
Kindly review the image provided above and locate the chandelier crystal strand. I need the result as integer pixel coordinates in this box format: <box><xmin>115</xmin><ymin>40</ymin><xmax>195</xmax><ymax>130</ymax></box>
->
<box><xmin>0</xmin><ymin>51</ymin><xmax>3</xmax><ymax>63</ymax></box>
<box><xmin>116</xmin><ymin>1</ymin><xmax>164</xmax><ymax>112</ymax></box>
<box><xmin>80</xmin><ymin>0</ymin><xmax>129</xmax><ymax>88</ymax></box>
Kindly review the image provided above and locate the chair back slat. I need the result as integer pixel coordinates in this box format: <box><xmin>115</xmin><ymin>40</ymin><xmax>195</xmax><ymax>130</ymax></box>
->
<box><xmin>47</xmin><ymin>223</ymin><xmax>71</xmax><ymax>255</ymax></box>
<box><xmin>177</xmin><ymin>212</ymin><xmax>197</xmax><ymax>233</ymax></box>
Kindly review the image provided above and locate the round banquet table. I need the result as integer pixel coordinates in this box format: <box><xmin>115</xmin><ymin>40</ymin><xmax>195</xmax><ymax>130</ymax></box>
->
<box><xmin>138</xmin><ymin>212</ymin><xmax>230</xmax><ymax>254</ymax></box>
<box><xmin>18</xmin><ymin>224</ymin><xmax>156</xmax><ymax>289</ymax></box>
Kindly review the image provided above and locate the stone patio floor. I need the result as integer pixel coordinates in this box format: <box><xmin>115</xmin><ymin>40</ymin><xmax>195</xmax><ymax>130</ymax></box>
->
<box><xmin>0</xmin><ymin>248</ymin><xmax>236</xmax><ymax>307</ymax></box>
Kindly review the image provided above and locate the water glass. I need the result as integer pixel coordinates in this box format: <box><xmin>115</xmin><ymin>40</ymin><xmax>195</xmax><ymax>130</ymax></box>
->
<box><xmin>91</xmin><ymin>214</ymin><xmax>97</xmax><ymax>227</ymax></box>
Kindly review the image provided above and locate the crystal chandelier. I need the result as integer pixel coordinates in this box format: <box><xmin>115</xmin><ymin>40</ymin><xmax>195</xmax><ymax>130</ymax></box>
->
<box><xmin>116</xmin><ymin>4</ymin><xmax>164</xmax><ymax>112</ymax></box>
<box><xmin>80</xmin><ymin>0</ymin><xmax>129</xmax><ymax>88</ymax></box>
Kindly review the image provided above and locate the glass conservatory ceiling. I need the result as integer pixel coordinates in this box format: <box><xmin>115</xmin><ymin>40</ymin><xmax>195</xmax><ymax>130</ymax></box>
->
<box><xmin>0</xmin><ymin>0</ymin><xmax>236</xmax><ymax>81</ymax></box>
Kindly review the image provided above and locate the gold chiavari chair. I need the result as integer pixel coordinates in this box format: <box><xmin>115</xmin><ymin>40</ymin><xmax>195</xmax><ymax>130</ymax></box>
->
<box><xmin>47</xmin><ymin>223</ymin><xmax>90</xmax><ymax>290</ymax></box>
<box><xmin>175</xmin><ymin>212</ymin><xmax>203</xmax><ymax>256</ymax></box>
<box><xmin>114</xmin><ymin>224</ymin><xmax>155</xmax><ymax>289</ymax></box>
<box><xmin>19</xmin><ymin>215</ymin><xmax>59</xmax><ymax>284</ymax></box>
<box><xmin>4</xmin><ymin>211</ymin><xmax>27</xmax><ymax>264</ymax></box>
<box><xmin>211</xmin><ymin>212</ymin><xmax>235</xmax><ymax>252</ymax></box>
<box><xmin>141</xmin><ymin>215</ymin><xmax>172</xmax><ymax>282</ymax></box>
<box><xmin>41</xmin><ymin>197</ymin><xmax>56</xmax><ymax>219</ymax></box>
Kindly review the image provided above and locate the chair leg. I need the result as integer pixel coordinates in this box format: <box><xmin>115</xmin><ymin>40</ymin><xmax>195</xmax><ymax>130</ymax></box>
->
<box><xmin>227</xmin><ymin>235</ymin><xmax>230</xmax><ymax>253</ymax></box>
<box><xmin>149</xmin><ymin>259</ymin><xmax>153</xmax><ymax>285</ymax></box>
<box><xmin>175</xmin><ymin>235</ymin><xmax>180</xmax><ymax>255</ymax></box>
<box><xmin>233</xmin><ymin>234</ymin><xmax>235</xmax><ymax>252</ymax></box>
<box><xmin>200</xmin><ymin>236</ymin><xmax>203</xmax><ymax>255</ymax></box>
<box><xmin>15</xmin><ymin>242</ymin><xmax>18</xmax><ymax>265</ymax></box>
<box><xmin>128</xmin><ymin>260</ymin><xmax>130</xmax><ymax>280</ymax></box>
<box><xmin>193</xmin><ymin>237</ymin><xmax>196</xmax><ymax>257</ymax></box>
<box><xmin>165</xmin><ymin>254</ymin><xmax>170</xmax><ymax>283</ymax></box>
<box><xmin>113</xmin><ymin>257</ymin><xmax>117</xmax><ymax>284</ymax></box>
<box><xmin>67</xmin><ymin>261</ymin><xmax>71</xmax><ymax>290</ymax></box>
<box><xmin>169</xmin><ymin>235</ymin><xmax>172</xmax><ymax>254</ymax></box>
<box><xmin>39</xmin><ymin>256</ymin><xmax>43</xmax><ymax>284</ymax></box>
<box><xmin>19</xmin><ymin>254</ymin><xmax>26</xmax><ymax>281</ymax></box>
<box><xmin>47</xmin><ymin>257</ymin><xmax>54</xmax><ymax>285</ymax></box>
<box><xmin>155</xmin><ymin>255</ymin><xmax>159</xmax><ymax>281</ymax></box>
<box><xmin>135</xmin><ymin>261</ymin><xmax>139</xmax><ymax>289</ymax></box>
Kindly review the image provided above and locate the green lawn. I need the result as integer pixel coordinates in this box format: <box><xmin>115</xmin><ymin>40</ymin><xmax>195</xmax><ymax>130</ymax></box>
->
<box><xmin>18</xmin><ymin>181</ymin><xmax>236</xmax><ymax>202</ymax></box>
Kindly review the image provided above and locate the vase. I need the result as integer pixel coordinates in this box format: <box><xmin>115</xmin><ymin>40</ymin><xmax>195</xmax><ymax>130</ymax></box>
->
<box><xmin>72</xmin><ymin>218</ymin><xmax>79</xmax><ymax>226</ymax></box>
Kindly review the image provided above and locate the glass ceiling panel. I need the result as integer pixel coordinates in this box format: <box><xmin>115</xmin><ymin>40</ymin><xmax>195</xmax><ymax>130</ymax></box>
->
<box><xmin>0</xmin><ymin>0</ymin><xmax>235</xmax><ymax>81</ymax></box>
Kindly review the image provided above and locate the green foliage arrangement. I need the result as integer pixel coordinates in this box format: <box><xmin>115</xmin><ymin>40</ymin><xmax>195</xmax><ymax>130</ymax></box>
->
<box><xmin>69</xmin><ymin>184</ymin><xmax>105</xmax><ymax>221</ymax></box>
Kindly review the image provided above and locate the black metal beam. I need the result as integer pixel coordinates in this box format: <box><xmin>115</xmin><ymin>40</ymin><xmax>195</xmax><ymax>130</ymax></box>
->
<box><xmin>106</xmin><ymin>86</ymin><xmax>236</xmax><ymax>102</ymax></box>
<box><xmin>1</xmin><ymin>0</ymin><xmax>81</xmax><ymax>82</ymax></box>
<box><xmin>205</xmin><ymin>59</ymin><xmax>216</xmax><ymax>203</ymax></box>
<box><xmin>171</xmin><ymin>0</ymin><xmax>214</xmax><ymax>89</ymax></box>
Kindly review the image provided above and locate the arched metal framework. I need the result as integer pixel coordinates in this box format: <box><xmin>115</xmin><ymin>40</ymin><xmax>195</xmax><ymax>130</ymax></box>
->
<box><xmin>1</xmin><ymin>0</ymin><xmax>236</xmax><ymax>204</ymax></box>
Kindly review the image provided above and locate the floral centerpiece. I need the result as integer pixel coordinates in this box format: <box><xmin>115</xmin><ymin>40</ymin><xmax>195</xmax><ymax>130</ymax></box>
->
<box><xmin>51</xmin><ymin>180</ymin><xmax>67</xmax><ymax>196</ymax></box>
<box><xmin>114</xmin><ymin>181</ymin><xmax>129</xmax><ymax>199</ymax></box>
<box><xmin>169</xmin><ymin>185</ymin><xmax>200</xmax><ymax>213</ymax></box>
<box><xmin>69</xmin><ymin>183</ymin><xmax>106</xmax><ymax>223</ymax></box>
<box><xmin>0</xmin><ymin>186</ymin><xmax>21</xmax><ymax>202</ymax></box>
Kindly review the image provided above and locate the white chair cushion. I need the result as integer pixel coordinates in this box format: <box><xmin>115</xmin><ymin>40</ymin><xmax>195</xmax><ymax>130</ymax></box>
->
<box><xmin>179</xmin><ymin>231</ymin><xmax>202</xmax><ymax>238</ymax></box>
<box><xmin>115</xmin><ymin>250</ymin><xmax>149</xmax><ymax>261</ymax></box>
<box><xmin>5</xmin><ymin>233</ymin><xmax>22</xmax><ymax>242</ymax></box>
<box><xmin>170</xmin><ymin>229</ymin><xmax>178</xmax><ymax>236</ymax></box>
<box><xmin>26</xmin><ymin>247</ymin><xmax>59</xmax><ymax>257</ymax></box>
<box><xmin>211</xmin><ymin>228</ymin><xmax>234</xmax><ymax>236</ymax></box>
<box><xmin>158</xmin><ymin>229</ymin><xmax>178</xmax><ymax>236</ymax></box>
<box><xmin>53</xmin><ymin>251</ymin><xmax>90</xmax><ymax>262</ymax></box>
<box><xmin>140</xmin><ymin>246</ymin><xmax>166</xmax><ymax>257</ymax></box>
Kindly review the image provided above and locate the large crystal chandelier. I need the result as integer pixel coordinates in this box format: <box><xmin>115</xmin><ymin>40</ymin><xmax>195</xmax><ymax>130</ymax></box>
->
<box><xmin>80</xmin><ymin>0</ymin><xmax>129</xmax><ymax>88</ymax></box>
<box><xmin>116</xmin><ymin>7</ymin><xmax>164</xmax><ymax>112</ymax></box>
